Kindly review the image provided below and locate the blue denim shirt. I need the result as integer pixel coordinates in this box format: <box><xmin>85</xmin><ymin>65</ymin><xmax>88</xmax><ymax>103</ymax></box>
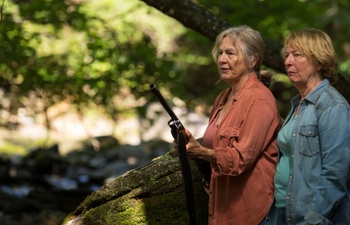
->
<box><xmin>267</xmin><ymin>79</ymin><xmax>350</xmax><ymax>225</ymax></box>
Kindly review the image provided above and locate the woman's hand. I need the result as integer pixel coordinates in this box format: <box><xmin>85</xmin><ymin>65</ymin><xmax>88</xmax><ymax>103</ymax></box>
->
<box><xmin>172</xmin><ymin>129</ymin><xmax>201</xmax><ymax>158</ymax></box>
<box><xmin>185</xmin><ymin>129</ymin><xmax>217</xmax><ymax>163</ymax></box>
<box><xmin>183</xmin><ymin>129</ymin><xmax>203</xmax><ymax>159</ymax></box>
<box><xmin>172</xmin><ymin>129</ymin><xmax>216</xmax><ymax>163</ymax></box>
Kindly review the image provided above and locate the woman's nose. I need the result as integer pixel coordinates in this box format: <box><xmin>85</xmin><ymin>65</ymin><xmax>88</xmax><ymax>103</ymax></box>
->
<box><xmin>218</xmin><ymin>54</ymin><xmax>226</xmax><ymax>63</ymax></box>
<box><xmin>285</xmin><ymin>55</ymin><xmax>293</xmax><ymax>66</ymax></box>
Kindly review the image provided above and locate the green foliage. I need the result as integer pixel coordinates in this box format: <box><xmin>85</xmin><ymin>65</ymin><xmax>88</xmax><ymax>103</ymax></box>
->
<box><xmin>1</xmin><ymin>0</ymin><xmax>349</xmax><ymax>124</ymax></box>
<box><xmin>0</xmin><ymin>0</ymin><xmax>190</xmax><ymax>119</ymax></box>
<box><xmin>0</xmin><ymin>141</ymin><xmax>27</xmax><ymax>155</ymax></box>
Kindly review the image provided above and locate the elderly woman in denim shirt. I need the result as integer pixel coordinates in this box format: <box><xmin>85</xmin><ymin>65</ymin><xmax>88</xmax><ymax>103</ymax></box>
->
<box><xmin>265</xmin><ymin>29</ymin><xmax>350</xmax><ymax>225</ymax></box>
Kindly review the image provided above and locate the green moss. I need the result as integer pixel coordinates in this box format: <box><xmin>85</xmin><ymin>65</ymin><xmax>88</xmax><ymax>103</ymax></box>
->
<box><xmin>82</xmin><ymin>197</ymin><xmax>147</xmax><ymax>225</ymax></box>
<box><xmin>80</xmin><ymin>187</ymin><xmax>192</xmax><ymax>225</ymax></box>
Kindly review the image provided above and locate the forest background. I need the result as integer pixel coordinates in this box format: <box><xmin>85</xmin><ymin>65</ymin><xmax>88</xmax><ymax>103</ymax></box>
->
<box><xmin>1</xmin><ymin>0</ymin><xmax>350</xmax><ymax>156</ymax></box>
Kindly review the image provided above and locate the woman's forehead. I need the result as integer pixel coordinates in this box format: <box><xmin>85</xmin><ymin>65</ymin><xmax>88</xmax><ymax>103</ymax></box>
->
<box><xmin>220</xmin><ymin>36</ymin><xmax>241</xmax><ymax>47</ymax></box>
<box><xmin>285</xmin><ymin>44</ymin><xmax>301</xmax><ymax>52</ymax></box>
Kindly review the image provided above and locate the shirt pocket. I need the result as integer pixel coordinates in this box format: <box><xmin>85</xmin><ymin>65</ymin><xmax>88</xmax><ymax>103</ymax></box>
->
<box><xmin>218</xmin><ymin>127</ymin><xmax>240</xmax><ymax>147</ymax></box>
<box><xmin>298</xmin><ymin>125</ymin><xmax>320</xmax><ymax>157</ymax></box>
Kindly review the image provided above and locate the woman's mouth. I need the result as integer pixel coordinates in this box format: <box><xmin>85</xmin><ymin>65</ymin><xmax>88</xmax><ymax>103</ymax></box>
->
<box><xmin>220</xmin><ymin>67</ymin><xmax>230</xmax><ymax>73</ymax></box>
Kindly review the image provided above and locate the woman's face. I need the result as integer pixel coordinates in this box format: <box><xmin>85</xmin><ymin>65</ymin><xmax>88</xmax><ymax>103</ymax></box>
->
<box><xmin>217</xmin><ymin>37</ymin><xmax>251</xmax><ymax>85</ymax></box>
<box><xmin>284</xmin><ymin>45</ymin><xmax>321</xmax><ymax>89</ymax></box>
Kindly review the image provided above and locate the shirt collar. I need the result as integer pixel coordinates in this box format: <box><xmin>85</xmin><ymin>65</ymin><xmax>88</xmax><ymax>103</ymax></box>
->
<box><xmin>291</xmin><ymin>79</ymin><xmax>330</xmax><ymax>107</ymax></box>
<box><xmin>218</xmin><ymin>74</ymin><xmax>260</xmax><ymax>107</ymax></box>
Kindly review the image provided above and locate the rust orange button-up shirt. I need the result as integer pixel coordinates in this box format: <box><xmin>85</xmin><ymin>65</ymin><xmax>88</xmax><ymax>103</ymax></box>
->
<box><xmin>203</xmin><ymin>75</ymin><xmax>281</xmax><ymax>225</ymax></box>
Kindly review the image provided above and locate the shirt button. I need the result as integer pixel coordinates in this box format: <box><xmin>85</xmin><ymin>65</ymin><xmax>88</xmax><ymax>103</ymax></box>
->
<box><xmin>289</xmin><ymin>175</ymin><xmax>293</xmax><ymax>179</ymax></box>
<box><xmin>292</xmin><ymin>134</ymin><xmax>296</xmax><ymax>136</ymax></box>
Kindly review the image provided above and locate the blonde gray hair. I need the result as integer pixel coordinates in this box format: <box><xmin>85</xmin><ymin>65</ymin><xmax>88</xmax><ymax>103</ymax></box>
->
<box><xmin>281</xmin><ymin>28</ymin><xmax>338</xmax><ymax>84</ymax></box>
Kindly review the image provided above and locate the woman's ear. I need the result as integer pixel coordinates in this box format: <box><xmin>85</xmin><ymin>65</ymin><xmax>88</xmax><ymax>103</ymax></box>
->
<box><xmin>250</xmin><ymin>54</ymin><xmax>258</xmax><ymax>69</ymax></box>
<box><xmin>316</xmin><ymin>62</ymin><xmax>322</xmax><ymax>71</ymax></box>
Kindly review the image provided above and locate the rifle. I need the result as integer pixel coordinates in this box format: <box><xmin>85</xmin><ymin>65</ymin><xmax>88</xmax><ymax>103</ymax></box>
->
<box><xmin>149</xmin><ymin>84</ymin><xmax>188</xmax><ymax>142</ymax></box>
<box><xmin>149</xmin><ymin>83</ymin><xmax>196</xmax><ymax>225</ymax></box>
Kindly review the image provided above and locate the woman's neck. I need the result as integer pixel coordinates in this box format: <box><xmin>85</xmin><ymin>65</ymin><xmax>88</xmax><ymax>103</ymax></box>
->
<box><xmin>229</xmin><ymin>72</ymin><xmax>255</xmax><ymax>96</ymax></box>
<box><xmin>297</xmin><ymin>78</ymin><xmax>322</xmax><ymax>99</ymax></box>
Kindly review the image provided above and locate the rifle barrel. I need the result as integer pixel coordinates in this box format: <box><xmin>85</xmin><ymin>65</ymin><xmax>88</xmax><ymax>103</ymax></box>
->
<box><xmin>149</xmin><ymin>83</ymin><xmax>179</xmax><ymax>120</ymax></box>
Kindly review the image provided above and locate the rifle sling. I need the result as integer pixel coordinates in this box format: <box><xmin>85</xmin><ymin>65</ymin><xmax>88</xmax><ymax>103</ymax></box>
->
<box><xmin>177</xmin><ymin>131</ymin><xmax>196</xmax><ymax>225</ymax></box>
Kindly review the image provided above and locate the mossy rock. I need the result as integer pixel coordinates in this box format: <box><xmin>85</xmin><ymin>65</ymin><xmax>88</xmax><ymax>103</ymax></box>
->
<box><xmin>62</xmin><ymin>148</ymin><xmax>209</xmax><ymax>225</ymax></box>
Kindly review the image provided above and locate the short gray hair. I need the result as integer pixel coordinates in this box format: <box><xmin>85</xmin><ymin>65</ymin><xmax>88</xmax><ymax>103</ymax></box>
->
<box><xmin>212</xmin><ymin>25</ymin><xmax>265</xmax><ymax>73</ymax></box>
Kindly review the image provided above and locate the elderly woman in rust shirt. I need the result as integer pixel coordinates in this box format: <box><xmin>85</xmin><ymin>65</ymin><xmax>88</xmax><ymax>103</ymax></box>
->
<box><xmin>182</xmin><ymin>25</ymin><xmax>281</xmax><ymax>225</ymax></box>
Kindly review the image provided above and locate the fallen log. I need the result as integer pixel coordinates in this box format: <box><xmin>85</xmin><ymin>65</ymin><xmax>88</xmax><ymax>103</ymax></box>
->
<box><xmin>62</xmin><ymin>147</ymin><xmax>209</xmax><ymax>225</ymax></box>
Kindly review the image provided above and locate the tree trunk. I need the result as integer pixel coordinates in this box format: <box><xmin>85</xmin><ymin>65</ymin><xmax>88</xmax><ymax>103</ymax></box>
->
<box><xmin>62</xmin><ymin>148</ymin><xmax>209</xmax><ymax>225</ymax></box>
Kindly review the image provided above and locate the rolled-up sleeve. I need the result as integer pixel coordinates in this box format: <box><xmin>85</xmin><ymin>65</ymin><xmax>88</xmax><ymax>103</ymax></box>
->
<box><xmin>214</xmin><ymin>98</ymin><xmax>280</xmax><ymax>176</ymax></box>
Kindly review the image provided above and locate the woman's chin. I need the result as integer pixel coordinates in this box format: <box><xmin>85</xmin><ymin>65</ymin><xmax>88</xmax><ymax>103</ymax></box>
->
<box><xmin>220</xmin><ymin>73</ymin><xmax>232</xmax><ymax>81</ymax></box>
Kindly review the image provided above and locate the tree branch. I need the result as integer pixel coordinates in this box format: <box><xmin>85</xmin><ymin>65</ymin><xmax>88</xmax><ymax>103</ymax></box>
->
<box><xmin>140</xmin><ymin>0</ymin><xmax>285</xmax><ymax>73</ymax></box>
<box><xmin>140</xmin><ymin>0</ymin><xmax>350</xmax><ymax>101</ymax></box>
<box><xmin>1</xmin><ymin>0</ymin><xmax>4</xmax><ymax>22</ymax></box>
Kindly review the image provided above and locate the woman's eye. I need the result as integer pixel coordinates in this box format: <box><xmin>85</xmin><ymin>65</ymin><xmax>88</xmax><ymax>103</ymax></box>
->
<box><xmin>293</xmin><ymin>52</ymin><xmax>303</xmax><ymax>58</ymax></box>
